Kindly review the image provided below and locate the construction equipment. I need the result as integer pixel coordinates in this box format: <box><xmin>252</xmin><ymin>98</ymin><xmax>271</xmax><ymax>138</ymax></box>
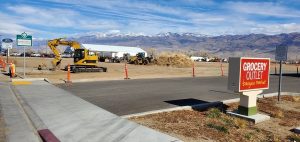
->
<box><xmin>128</xmin><ymin>52</ymin><xmax>152</xmax><ymax>65</ymax></box>
<box><xmin>47</xmin><ymin>38</ymin><xmax>107</xmax><ymax>73</ymax></box>
<box><xmin>112</xmin><ymin>53</ymin><xmax>130</xmax><ymax>63</ymax></box>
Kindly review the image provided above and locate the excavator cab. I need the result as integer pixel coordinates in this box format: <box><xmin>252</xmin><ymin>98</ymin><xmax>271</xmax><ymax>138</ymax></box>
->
<box><xmin>74</xmin><ymin>49</ymin><xmax>85</xmax><ymax>63</ymax></box>
<box><xmin>73</xmin><ymin>49</ymin><xmax>97</xmax><ymax>65</ymax></box>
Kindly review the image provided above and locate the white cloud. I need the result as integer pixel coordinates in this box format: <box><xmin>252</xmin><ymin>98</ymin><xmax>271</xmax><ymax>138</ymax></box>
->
<box><xmin>78</xmin><ymin>20</ymin><xmax>120</xmax><ymax>30</ymax></box>
<box><xmin>226</xmin><ymin>2</ymin><xmax>300</xmax><ymax>18</ymax></box>
<box><xmin>5</xmin><ymin>5</ymin><xmax>122</xmax><ymax>31</ymax></box>
<box><xmin>0</xmin><ymin>12</ymin><xmax>36</xmax><ymax>35</ymax></box>
<box><xmin>250</xmin><ymin>23</ymin><xmax>300</xmax><ymax>34</ymax></box>
<box><xmin>41</xmin><ymin>0</ymin><xmax>222</xmax><ymax>25</ymax></box>
<box><xmin>7</xmin><ymin>5</ymin><xmax>78</xmax><ymax>27</ymax></box>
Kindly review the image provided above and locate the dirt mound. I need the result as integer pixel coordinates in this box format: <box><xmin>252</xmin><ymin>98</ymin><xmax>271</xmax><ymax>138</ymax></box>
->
<box><xmin>154</xmin><ymin>52</ymin><xmax>193</xmax><ymax>68</ymax></box>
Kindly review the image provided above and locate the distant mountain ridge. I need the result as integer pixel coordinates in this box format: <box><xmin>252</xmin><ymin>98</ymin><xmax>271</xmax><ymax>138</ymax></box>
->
<box><xmin>70</xmin><ymin>32</ymin><xmax>300</xmax><ymax>59</ymax></box>
<box><xmin>70</xmin><ymin>32</ymin><xmax>300</xmax><ymax>48</ymax></box>
<box><xmin>25</xmin><ymin>32</ymin><xmax>300</xmax><ymax>59</ymax></box>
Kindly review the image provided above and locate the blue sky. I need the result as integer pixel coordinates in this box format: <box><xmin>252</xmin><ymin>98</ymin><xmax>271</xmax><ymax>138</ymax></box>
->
<box><xmin>0</xmin><ymin>0</ymin><xmax>300</xmax><ymax>38</ymax></box>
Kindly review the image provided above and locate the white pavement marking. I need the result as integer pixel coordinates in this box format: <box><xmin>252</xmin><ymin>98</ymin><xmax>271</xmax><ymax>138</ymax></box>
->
<box><xmin>13</xmin><ymin>80</ymin><xmax>181</xmax><ymax>142</ymax></box>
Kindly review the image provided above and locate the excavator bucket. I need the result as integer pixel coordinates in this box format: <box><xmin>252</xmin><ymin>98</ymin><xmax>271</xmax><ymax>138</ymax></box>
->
<box><xmin>51</xmin><ymin>59</ymin><xmax>62</xmax><ymax>71</ymax></box>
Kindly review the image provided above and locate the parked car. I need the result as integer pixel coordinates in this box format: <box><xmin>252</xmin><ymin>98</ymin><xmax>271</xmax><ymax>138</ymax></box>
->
<box><xmin>31</xmin><ymin>53</ymin><xmax>41</xmax><ymax>57</ymax></box>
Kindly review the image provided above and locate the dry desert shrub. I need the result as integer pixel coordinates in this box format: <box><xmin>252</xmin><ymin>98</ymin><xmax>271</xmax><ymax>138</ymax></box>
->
<box><xmin>273</xmin><ymin>109</ymin><xmax>284</xmax><ymax>118</ymax></box>
<box><xmin>281</xmin><ymin>95</ymin><xmax>300</xmax><ymax>102</ymax></box>
<box><xmin>292</xmin><ymin>96</ymin><xmax>300</xmax><ymax>102</ymax></box>
<box><xmin>234</xmin><ymin>118</ymin><xmax>248</xmax><ymax>129</ymax></box>
<box><xmin>155</xmin><ymin>52</ymin><xmax>193</xmax><ymax>68</ymax></box>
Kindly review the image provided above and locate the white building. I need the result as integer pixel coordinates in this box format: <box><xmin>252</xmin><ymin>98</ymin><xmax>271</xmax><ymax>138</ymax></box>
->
<box><xmin>82</xmin><ymin>44</ymin><xmax>147</xmax><ymax>58</ymax></box>
<box><xmin>191</xmin><ymin>56</ymin><xmax>206</xmax><ymax>62</ymax></box>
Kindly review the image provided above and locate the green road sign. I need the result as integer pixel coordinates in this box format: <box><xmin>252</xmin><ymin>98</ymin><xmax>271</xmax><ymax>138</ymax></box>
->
<box><xmin>17</xmin><ymin>32</ymin><xmax>32</xmax><ymax>46</ymax></box>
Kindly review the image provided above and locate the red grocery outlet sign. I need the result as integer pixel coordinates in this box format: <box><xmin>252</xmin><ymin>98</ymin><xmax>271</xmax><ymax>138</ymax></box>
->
<box><xmin>240</xmin><ymin>58</ymin><xmax>270</xmax><ymax>91</ymax></box>
<box><xmin>228</xmin><ymin>57</ymin><xmax>270</xmax><ymax>92</ymax></box>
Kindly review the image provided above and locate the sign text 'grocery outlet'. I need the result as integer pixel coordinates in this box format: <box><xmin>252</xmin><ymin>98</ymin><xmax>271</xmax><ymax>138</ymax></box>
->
<box><xmin>240</xmin><ymin>58</ymin><xmax>270</xmax><ymax>91</ymax></box>
<box><xmin>228</xmin><ymin>57</ymin><xmax>270</xmax><ymax>92</ymax></box>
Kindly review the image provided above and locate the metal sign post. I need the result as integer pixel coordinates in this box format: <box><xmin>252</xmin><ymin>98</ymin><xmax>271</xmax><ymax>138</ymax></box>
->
<box><xmin>275</xmin><ymin>45</ymin><xmax>288</xmax><ymax>102</ymax></box>
<box><xmin>7</xmin><ymin>49</ymin><xmax>8</xmax><ymax>63</ymax></box>
<box><xmin>23</xmin><ymin>46</ymin><xmax>25</xmax><ymax>78</ymax></box>
<box><xmin>278</xmin><ymin>60</ymin><xmax>282</xmax><ymax>101</ymax></box>
<box><xmin>17</xmin><ymin>32</ymin><xmax>32</xmax><ymax>78</ymax></box>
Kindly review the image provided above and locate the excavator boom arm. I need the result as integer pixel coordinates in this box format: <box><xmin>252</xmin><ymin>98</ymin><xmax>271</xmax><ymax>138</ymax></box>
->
<box><xmin>47</xmin><ymin>38</ymin><xmax>81</xmax><ymax>70</ymax></box>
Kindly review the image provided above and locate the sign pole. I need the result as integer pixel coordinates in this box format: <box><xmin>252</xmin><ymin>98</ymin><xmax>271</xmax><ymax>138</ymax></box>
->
<box><xmin>6</xmin><ymin>49</ymin><xmax>9</xmax><ymax>63</ymax></box>
<box><xmin>23</xmin><ymin>46</ymin><xmax>26</xmax><ymax>78</ymax></box>
<box><xmin>278</xmin><ymin>60</ymin><xmax>282</xmax><ymax>102</ymax></box>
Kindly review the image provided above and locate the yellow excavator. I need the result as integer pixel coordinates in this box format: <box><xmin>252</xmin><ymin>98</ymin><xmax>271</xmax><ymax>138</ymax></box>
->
<box><xmin>48</xmin><ymin>38</ymin><xmax>107</xmax><ymax>73</ymax></box>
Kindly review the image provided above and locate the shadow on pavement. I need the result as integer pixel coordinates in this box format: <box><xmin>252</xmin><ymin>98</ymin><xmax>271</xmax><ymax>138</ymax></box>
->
<box><xmin>165</xmin><ymin>98</ymin><xmax>231</xmax><ymax>113</ymax></box>
<box><xmin>270</xmin><ymin>73</ymin><xmax>300</xmax><ymax>77</ymax></box>
<box><xmin>164</xmin><ymin>98</ymin><xmax>209</xmax><ymax>106</ymax></box>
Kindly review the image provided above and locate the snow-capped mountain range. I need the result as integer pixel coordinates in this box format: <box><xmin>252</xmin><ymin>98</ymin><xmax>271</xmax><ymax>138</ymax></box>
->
<box><xmin>3</xmin><ymin>32</ymin><xmax>300</xmax><ymax>59</ymax></box>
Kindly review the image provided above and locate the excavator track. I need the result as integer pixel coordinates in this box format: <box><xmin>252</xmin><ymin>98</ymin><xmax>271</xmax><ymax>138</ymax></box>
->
<box><xmin>65</xmin><ymin>65</ymin><xmax>107</xmax><ymax>73</ymax></box>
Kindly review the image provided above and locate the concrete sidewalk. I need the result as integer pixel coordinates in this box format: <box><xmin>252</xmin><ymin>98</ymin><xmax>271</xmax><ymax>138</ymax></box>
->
<box><xmin>0</xmin><ymin>82</ymin><xmax>41</xmax><ymax>142</ymax></box>
<box><xmin>12</xmin><ymin>80</ymin><xmax>181</xmax><ymax>142</ymax></box>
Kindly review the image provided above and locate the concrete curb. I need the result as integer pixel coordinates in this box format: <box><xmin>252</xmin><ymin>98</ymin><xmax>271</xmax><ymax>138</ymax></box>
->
<box><xmin>11</xmin><ymin>78</ymin><xmax>52</xmax><ymax>84</ymax></box>
<box><xmin>227</xmin><ymin>111</ymin><xmax>270</xmax><ymax>124</ymax></box>
<box><xmin>60</xmin><ymin>76</ymin><xmax>213</xmax><ymax>84</ymax></box>
<box><xmin>12</xmin><ymin>78</ymin><xmax>47</xmax><ymax>82</ymax></box>
<box><xmin>122</xmin><ymin>101</ymin><xmax>224</xmax><ymax>118</ymax></box>
<box><xmin>122</xmin><ymin>92</ymin><xmax>300</xmax><ymax>118</ymax></box>
<box><xmin>38</xmin><ymin>129</ymin><xmax>60</xmax><ymax>142</ymax></box>
<box><xmin>62</xmin><ymin>78</ymin><xmax>125</xmax><ymax>83</ymax></box>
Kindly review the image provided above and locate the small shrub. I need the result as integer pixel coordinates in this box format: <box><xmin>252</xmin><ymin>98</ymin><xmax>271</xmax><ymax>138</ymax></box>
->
<box><xmin>292</xmin><ymin>96</ymin><xmax>300</xmax><ymax>102</ymax></box>
<box><xmin>206</xmin><ymin>123</ymin><xmax>228</xmax><ymax>133</ymax></box>
<box><xmin>221</xmin><ymin>117</ymin><xmax>234</xmax><ymax>126</ymax></box>
<box><xmin>254</xmin><ymin>127</ymin><xmax>261</xmax><ymax>133</ymax></box>
<box><xmin>244</xmin><ymin>132</ymin><xmax>253</xmax><ymax>140</ymax></box>
<box><xmin>288</xmin><ymin>134</ymin><xmax>300</xmax><ymax>142</ymax></box>
<box><xmin>273</xmin><ymin>110</ymin><xmax>284</xmax><ymax>118</ymax></box>
<box><xmin>234</xmin><ymin>118</ymin><xmax>248</xmax><ymax>129</ymax></box>
<box><xmin>206</xmin><ymin>108</ymin><xmax>221</xmax><ymax>118</ymax></box>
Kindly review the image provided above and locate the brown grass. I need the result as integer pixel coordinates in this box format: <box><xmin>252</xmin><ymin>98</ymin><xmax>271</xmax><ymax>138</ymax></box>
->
<box><xmin>130</xmin><ymin>109</ymin><xmax>273</xmax><ymax>142</ymax></box>
<box><xmin>258</xmin><ymin>96</ymin><xmax>300</xmax><ymax>127</ymax></box>
<box><xmin>292</xmin><ymin>96</ymin><xmax>300</xmax><ymax>102</ymax></box>
<box><xmin>130</xmin><ymin>96</ymin><xmax>300</xmax><ymax>141</ymax></box>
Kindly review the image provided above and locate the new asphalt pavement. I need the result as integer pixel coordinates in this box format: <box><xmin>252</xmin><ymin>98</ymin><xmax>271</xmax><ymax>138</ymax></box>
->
<box><xmin>58</xmin><ymin>75</ymin><xmax>300</xmax><ymax>116</ymax></box>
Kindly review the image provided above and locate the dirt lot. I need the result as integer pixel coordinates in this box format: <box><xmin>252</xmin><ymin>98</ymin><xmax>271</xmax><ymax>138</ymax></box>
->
<box><xmin>130</xmin><ymin>95</ymin><xmax>300</xmax><ymax>142</ymax></box>
<box><xmin>6</xmin><ymin>57</ymin><xmax>300</xmax><ymax>83</ymax></box>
